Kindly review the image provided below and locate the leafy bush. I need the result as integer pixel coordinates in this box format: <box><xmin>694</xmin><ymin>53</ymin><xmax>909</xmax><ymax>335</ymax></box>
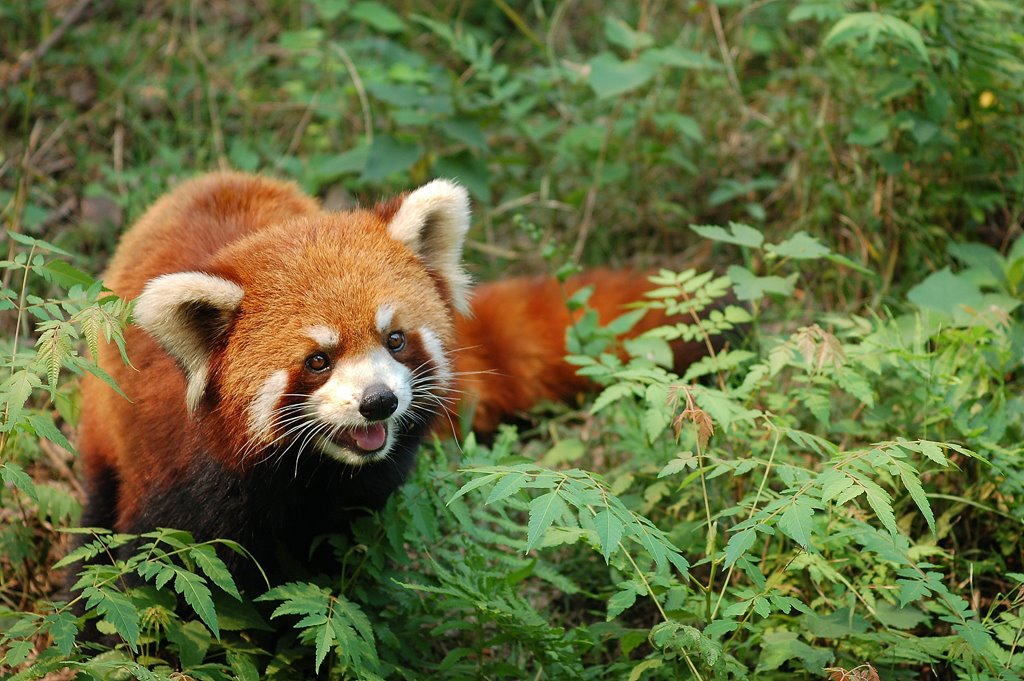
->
<box><xmin>1</xmin><ymin>0</ymin><xmax>1022</xmax><ymax>679</ymax></box>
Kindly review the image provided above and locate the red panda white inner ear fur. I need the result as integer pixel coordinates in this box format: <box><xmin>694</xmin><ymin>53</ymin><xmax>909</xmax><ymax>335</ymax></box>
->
<box><xmin>385</xmin><ymin>179</ymin><xmax>472</xmax><ymax>314</ymax></box>
<box><xmin>133</xmin><ymin>271</ymin><xmax>244</xmax><ymax>413</ymax></box>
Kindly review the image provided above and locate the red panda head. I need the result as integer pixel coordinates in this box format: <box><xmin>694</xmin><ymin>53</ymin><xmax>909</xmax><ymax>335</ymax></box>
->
<box><xmin>132</xmin><ymin>179</ymin><xmax>470</xmax><ymax>470</ymax></box>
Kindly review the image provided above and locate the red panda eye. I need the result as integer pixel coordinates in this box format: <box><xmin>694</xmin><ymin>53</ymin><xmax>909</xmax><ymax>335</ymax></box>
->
<box><xmin>386</xmin><ymin>331</ymin><xmax>406</xmax><ymax>353</ymax></box>
<box><xmin>305</xmin><ymin>352</ymin><xmax>331</xmax><ymax>372</ymax></box>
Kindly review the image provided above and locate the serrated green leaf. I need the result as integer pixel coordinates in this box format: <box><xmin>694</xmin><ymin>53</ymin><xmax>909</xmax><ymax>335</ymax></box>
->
<box><xmin>3</xmin><ymin>639</ymin><xmax>34</xmax><ymax>666</ymax></box>
<box><xmin>486</xmin><ymin>471</ymin><xmax>529</xmax><ymax>504</ymax></box>
<box><xmin>896</xmin><ymin>462</ymin><xmax>935</xmax><ymax>534</ymax></box>
<box><xmin>8</xmin><ymin>230</ymin><xmax>75</xmax><ymax>257</ymax></box>
<box><xmin>526</xmin><ymin>491</ymin><xmax>570</xmax><ymax>552</ymax></box>
<box><xmin>84</xmin><ymin>586</ymin><xmax>141</xmax><ymax>650</ymax></box>
<box><xmin>591</xmin><ymin>382</ymin><xmax>639</xmax><ymax>414</ymax></box>
<box><xmin>724</xmin><ymin>527</ymin><xmax>757</xmax><ymax>567</ymax></box>
<box><xmin>40</xmin><ymin>260</ymin><xmax>97</xmax><ymax>289</ymax></box>
<box><xmin>190</xmin><ymin>544</ymin><xmax>241</xmax><ymax>601</ymax></box>
<box><xmin>25</xmin><ymin>413</ymin><xmax>75</xmax><ymax>454</ymax></box>
<box><xmin>314</xmin><ymin>614</ymin><xmax>335</xmax><ymax>672</ymax></box>
<box><xmin>2</xmin><ymin>462</ymin><xmax>38</xmax><ymax>502</ymax></box>
<box><xmin>227</xmin><ymin>650</ymin><xmax>260</xmax><ymax>681</ymax></box>
<box><xmin>47</xmin><ymin>609</ymin><xmax>79</xmax><ymax>655</ymax></box>
<box><xmin>448</xmin><ymin>471</ymin><xmax>504</xmax><ymax>504</ymax></box>
<box><xmin>0</xmin><ymin>370</ymin><xmax>40</xmax><ymax>432</ymax></box>
<box><xmin>173</xmin><ymin>568</ymin><xmax>219</xmax><ymax>639</ymax></box>
<box><xmin>778</xmin><ymin>497</ymin><xmax>816</xmax><ymax>548</ymax></box>
<box><xmin>607</xmin><ymin>584</ymin><xmax>638</xmax><ymax>619</ymax></box>
<box><xmin>593</xmin><ymin>509</ymin><xmax>624</xmax><ymax>563</ymax></box>
<box><xmin>863</xmin><ymin>483</ymin><xmax>898</xmax><ymax>537</ymax></box>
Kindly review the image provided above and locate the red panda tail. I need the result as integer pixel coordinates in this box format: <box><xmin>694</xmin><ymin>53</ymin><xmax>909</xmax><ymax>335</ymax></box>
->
<box><xmin>450</xmin><ymin>269</ymin><xmax>714</xmax><ymax>435</ymax></box>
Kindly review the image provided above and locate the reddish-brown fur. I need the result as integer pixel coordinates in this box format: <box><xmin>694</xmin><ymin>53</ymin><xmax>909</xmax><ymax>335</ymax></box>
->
<box><xmin>454</xmin><ymin>270</ymin><xmax>708</xmax><ymax>433</ymax></box>
<box><xmin>78</xmin><ymin>172</ymin><xmax>708</xmax><ymax>533</ymax></box>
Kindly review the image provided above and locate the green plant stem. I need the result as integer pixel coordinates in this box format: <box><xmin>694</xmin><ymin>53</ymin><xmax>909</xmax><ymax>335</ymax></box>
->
<box><xmin>620</xmin><ymin>545</ymin><xmax>704</xmax><ymax>681</ymax></box>
<box><xmin>0</xmin><ymin>244</ymin><xmax>36</xmax><ymax>458</ymax></box>
<box><xmin>712</xmin><ymin>426</ymin><xmax>780</xmax><ymax>619</ymax></box>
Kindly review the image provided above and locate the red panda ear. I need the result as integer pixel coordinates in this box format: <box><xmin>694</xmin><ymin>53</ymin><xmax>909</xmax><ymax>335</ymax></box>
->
<box><xmin>133</xmin><ymin>271</ymin><xmax>244</xmax><ymax>413</ymax></box>
<box><xmin>385</xmin><ymin>179</ymin><xmax>472</xmax><ymax>314</ymax></box>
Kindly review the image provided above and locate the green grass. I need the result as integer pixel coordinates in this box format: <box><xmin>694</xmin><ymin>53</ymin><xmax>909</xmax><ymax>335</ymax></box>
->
<box><xmin>1</xmin><ymin>0</ymin><xmax>1023</xmax><ymax>679</ymax></box>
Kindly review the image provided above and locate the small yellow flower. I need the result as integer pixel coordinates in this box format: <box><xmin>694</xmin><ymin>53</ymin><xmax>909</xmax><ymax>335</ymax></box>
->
<box><xmin>979</xmin><ymin>91</ymin><xmax>996</xmax><ymax>108</ymax></box>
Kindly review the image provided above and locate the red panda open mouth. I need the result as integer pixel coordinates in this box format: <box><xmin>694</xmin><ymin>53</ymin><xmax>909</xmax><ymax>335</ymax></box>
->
<box><xmin>331</xmin><ymin>422</ymin><xmax>388</xmax><ymax>454</ymax></box>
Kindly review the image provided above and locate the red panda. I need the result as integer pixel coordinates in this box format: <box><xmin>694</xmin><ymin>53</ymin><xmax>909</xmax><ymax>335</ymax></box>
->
<box><xmin>76</xmin><ymin>171</ymin><xmax>708</xmax><ymax>582</ymax></box>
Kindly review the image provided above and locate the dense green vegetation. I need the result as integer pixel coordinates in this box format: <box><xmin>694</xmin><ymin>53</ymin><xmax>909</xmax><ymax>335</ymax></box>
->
<box><xmin>2</xmin><ymin>0</ymin><xmax>1023</xmax><ymax>678</ymax></box>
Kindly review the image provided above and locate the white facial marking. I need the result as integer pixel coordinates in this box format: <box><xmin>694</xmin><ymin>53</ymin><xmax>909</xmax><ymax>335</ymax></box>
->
<box><xmin>248</xmin><ymin>370</ymin><xmax>288</xmax><ymax>441</ymax></box>
<box><xmin>418</xmin><ymin>326</ymin><xmax>452</xmax><ymax>385</ymax></box>
<box><xmin>375</xmin><ymin>303</ymin><xmax>395</xmax><ymax>333</ymax></box>
<box><xmin>306</xmin><ymin>325</ymin><xmax>339</xmax><ymax>347</ymax></box>
<box><xmin>134</xmin><ymin>271</ymin><xmax>244</xmax><ymax>413</ymax></box>
<box><xmin>308</xmin><ymin>348</ymin><xmax>413</xmax><ymax>466</ymax></box>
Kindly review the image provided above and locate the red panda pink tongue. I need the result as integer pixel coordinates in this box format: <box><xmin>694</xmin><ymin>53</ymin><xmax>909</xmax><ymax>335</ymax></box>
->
<box><xmin>351</xmin><ymin>423</ymin><xmax>387</xmax><ymax>452</ymax></box>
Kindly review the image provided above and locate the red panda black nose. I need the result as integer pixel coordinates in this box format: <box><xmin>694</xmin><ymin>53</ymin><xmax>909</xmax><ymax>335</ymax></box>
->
<box><xmin>359</xmin><ymin>384</ymin><xmax>399</xmax><ymax>421</ymax></box>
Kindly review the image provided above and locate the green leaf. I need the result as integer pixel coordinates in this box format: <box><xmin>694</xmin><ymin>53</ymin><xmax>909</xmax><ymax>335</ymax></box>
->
<box><xmin>165</xmin><ymin>619</ymin><xmax>212</xmax><ymax>669</ymax></box>
<box><xmin>727</xmin><ymin>265</ymin><xmax>797</xmax><ymax>301</ymax></box>
<box><xmin>47</xmin><ymin>609</ymin><xmax>79</xmax><ymax>655</ymax></box>
<box><xmin>314</xmin><ymin>613</ymin><xmax>335</xmax><ymax>672</ymax></box>
<box><xmin>724</xmin><ymin>528</ymin><xmax>757</xmax><ymax>567</ymax></box>
<box><xmin>84</xmin><ymin>586</ymin><xmax>141</xmax><ymax>650</ymax></box>
<box><xmin>604</xmin><ymin>16</ymin><xmax>654</xmax><ymax>51</ymax></box>
<box><xmin>691</xmin><ymin>222</ymin><xmax>764</xmax><ymax>248</ymax></box>
<box><xmin>895</xmin><ymin>462</ymin><xmax>935</xmax><ymax>534</ymax></box>
<box><xmin>486</xmin><ymin>471</ymin><xmax>529</xmax><ymax>504</ymax></box>
<box><xmin>824</xmin><ymin>12</ymin><xmax>930</xmax><ymax>63</ymax></box>
<box><xmin>874</xmin><ymin>601</ymin><xmax>929</xmax><ymax>629</ymax></box>
<box><xmin>350</xmin><ymin>1</ymin><xmax>405</xmax><ymax>33</ymax></box>
<box><xmin>526</xmin><ymin>491</ymin><xmax>570</xmax><ymax>552</ymax></box>
<box><xmin>863</xmin><ymin>483</ymin><xmax>898</xmax><ymax>537</ymax></box>
<box><xmin>227</xmin><ymin>650</ymin><xmax>261</xmax><ymax>681</ymax></box>
<box><xmin>907</xmin><ymin>268</ymin><xmax>984</xmax><ymax>318</ymax></box>
<box><xmin>587</xmin><ymin>52</ymin><xmax>657</xmax><ymax>99</ymax></box>
<box><xmin>39</xmin><ymin>260</ymin><xmax>97</xmax><ymax>289</ymax></box>
<box><xmin>190</xmin><ymin>544</ymin><xmax>242</xmax><ymax>601</ymax></box>
<box><xmin>607</xmin><ymin>583</ymin><xmax>639</xmax><ymax>619</ymax></box>
<box><xmin>360</xmin><ymin>135</ymin><xmax>421</xmax><ymax>182</ymax></box>
<box><xmin>8</xmin><ymin>230</ymin><xmax>75</xmax><ymax>257</ymax></box>
<box><xmin>25</xmin><ymin>413</ymin><xmax>75</xmax><ymax>454</ymax></box>
<box><xmin>765</xmin><ymin>232</ymin><xmax>830</xmax><ymax>260</ymax></box>
<box><xmin>449</xmin><ymin>471</ymin><xmax>505</xmax><ymax>504</ymax></box>
<box><xmin>2</xmin><ymin>462</ymin><xmax>38</xmax><ymax>502</ymax></box>
<box><xmin>173</xmin><ymin>568</ymin><xmax>219</xmax><ymax>639</ymax></box>
<box><xmin>658</xmin><ymin>451</ymin><xmax>696</xmax><ymax>478</ymax></box>
<box><xmin>3</xmin><ymin>639</ymin><xmax>33</xmax><ymax>666</ymax></box>
<box><xmin>778</xmin><ymin>497</ymin><xmax>815</xmax><ymax>549</ymax></box>
<box><xmin>683</xmin><ymin>349</ymin><xmax>757</xmax><ymax>382</ymax></box>
<box><xmin>0</xmin><ymin>369</ymin><xmax>41</xmax><ymax>432</ymax></box>
<box><xmin>756</xmin><ymin>631</ymin><xmax>833</xmax><ymax>673</ymax></box>
<box><xmin>541</xmin><ymin>439</ymin><xmax>585</xmax><ymax>466</ymax></box>
<box><xmin>593</xmin><ymin>509</ymin><xmax>624</xmax><ymax>563</ymax></box>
